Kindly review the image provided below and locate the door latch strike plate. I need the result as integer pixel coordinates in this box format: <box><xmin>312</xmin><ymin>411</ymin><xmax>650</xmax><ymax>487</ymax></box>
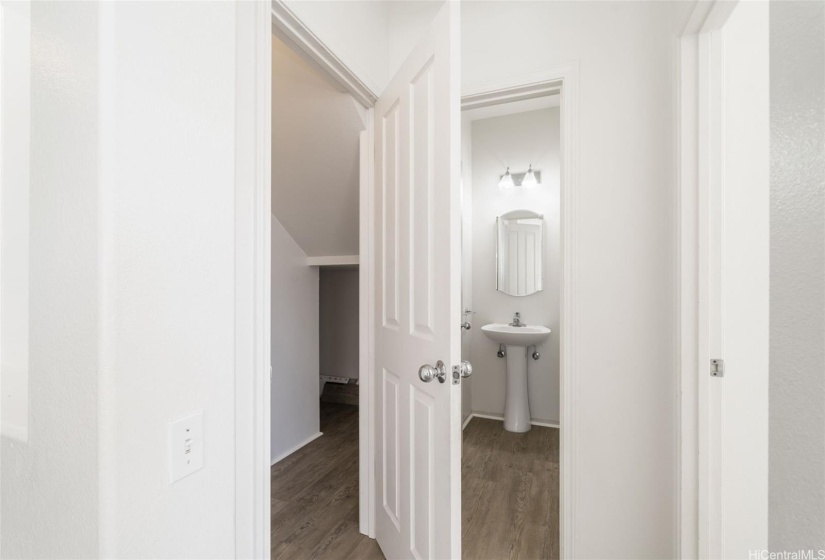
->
<box><xmin>711</xmin><ymin>359</ymin><xmax>724</xmax><ymax>377</ymax></box>
<box><xmin>452</xmin><ymin>365</ymin><xmax>461</xmax><ymax>385</ymax></box>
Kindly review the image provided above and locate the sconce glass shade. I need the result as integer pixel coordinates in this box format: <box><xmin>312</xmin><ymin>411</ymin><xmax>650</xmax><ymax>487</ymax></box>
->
<box><xmin>522</xmin><ymin>165</ymin><xmax>538</xmax><ymax>188</ymax></box>
<box><xmin>498</xmin><ymin>167</ymin><xmax>515</xmax><ymax>190</ymax></box>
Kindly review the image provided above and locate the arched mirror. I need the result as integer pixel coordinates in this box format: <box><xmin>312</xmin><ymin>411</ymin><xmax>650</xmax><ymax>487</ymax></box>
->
<box><xmin>496</xmin><ymin>209</ymin><xmax>544</xmax><ymax>296</ymax></box>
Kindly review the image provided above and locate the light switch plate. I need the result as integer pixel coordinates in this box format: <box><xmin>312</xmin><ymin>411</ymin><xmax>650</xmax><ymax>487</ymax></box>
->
<box><xmin>168</xmin><ymin>410</ymin><xmax>203</xmax><ymax>484</ymax></box>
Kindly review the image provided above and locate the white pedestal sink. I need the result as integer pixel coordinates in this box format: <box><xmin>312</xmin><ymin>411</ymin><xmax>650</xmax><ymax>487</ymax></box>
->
<box><xmin>481</xmin><ymin>323</ymin><xmax>552</xmax><ymax>432</ymax></box>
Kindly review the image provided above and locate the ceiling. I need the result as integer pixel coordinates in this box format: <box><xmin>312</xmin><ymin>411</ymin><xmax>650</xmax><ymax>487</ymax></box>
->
<box><xmin>271</xmin><ymin>35</ymin><xmax>366</xmax><ymax>258</ymax></box>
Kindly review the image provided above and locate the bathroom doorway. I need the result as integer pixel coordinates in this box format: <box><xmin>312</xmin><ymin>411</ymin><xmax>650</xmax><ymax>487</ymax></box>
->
<box><xmin>459</xmin><ymin>93</ymin><xmax>563</xmax><ymax>559</ymax></box>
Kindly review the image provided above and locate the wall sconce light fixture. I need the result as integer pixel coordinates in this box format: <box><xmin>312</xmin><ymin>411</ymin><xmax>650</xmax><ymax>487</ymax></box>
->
<box><xmin>522</xmin><ymin>164</ymin><xmax>538</xmax><ymax>188</ymax></box>
<box><xmin>498</xmin><ymin>167</ymin><xmax>515</xmax><ymax>190</ymax></box>
<box><xmin>498</xmin><ymin>165</ymin><xmax>541</xmax><ymax>190</ymax></box>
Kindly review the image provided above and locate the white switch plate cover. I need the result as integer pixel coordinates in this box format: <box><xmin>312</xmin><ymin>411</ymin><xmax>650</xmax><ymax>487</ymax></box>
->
<box><xmin>167</xmin><ymin>410</ymin><xmax>203</xmax><ymax>484</ymax></box>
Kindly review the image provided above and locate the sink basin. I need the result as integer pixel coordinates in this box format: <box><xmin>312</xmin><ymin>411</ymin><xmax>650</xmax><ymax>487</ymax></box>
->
<box><xmin>480</xmin><ymin>322</ymin><xmax>552</xmax><ymax>433</ymax></box>
<box><xmin>481</xmin><ymin>323</ymin><xmax>551</xmax><ymax>347</ymax></box>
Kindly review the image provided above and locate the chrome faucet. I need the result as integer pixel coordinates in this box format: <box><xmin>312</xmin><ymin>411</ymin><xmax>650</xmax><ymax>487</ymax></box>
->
<box><xmin>509</xmin><ymin>312</ymin><xmax>525</xmax><ymax>327</ymax></box>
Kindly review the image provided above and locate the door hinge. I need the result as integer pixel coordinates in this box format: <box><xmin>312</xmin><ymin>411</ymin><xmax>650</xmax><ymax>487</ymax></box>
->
<box><xmin>710</xmin><ymin>359</ymin><xmax>724</xmax><ymax>377</ymax></box>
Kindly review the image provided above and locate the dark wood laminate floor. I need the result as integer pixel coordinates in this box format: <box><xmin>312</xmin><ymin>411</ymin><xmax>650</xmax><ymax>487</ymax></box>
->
<box><xmin>271</xmin><ymin>403</ymin><xmax>558</xmax><ymax>560</ymax></box>
<box><xmin>462</xmin><ymin>418</ymin><xmax>559</xmax><ymax>560</ymax></box>
<box><xmin>271</xmin><ymin>402</ymin><xmax>384</xmax><ymax>560</ymax></box>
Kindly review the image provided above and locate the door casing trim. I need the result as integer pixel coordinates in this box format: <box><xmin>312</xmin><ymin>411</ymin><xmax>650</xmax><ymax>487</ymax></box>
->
<box><xmin>234</xmin><ymin>1</ymin><xmax>272</xmax><ymax>558</ymax></box>
<box><xmin>677</xmin><ymin>1</ymin><xmax>741</xmax><ymax>558</ymax></box>
<box><xmin>270</xmin><ymin>0</ymin><xmax>379</xmax><ymax>108</ymax></box>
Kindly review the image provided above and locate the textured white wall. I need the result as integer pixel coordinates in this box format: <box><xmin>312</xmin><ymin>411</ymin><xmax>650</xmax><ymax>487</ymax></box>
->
<box><xmin>0</xmin><ymin>3</ymin><xmax>100</xmax><ymax>556</ymax></box>
<box><xmin>319</xmin><ymin>268</ymin><xmax>359</xmax><ymax>379</ymax></box>
<box><xmin>463</xmin><ymin>2</ymin><xmax>676</xmax><ymax>556</ymax></box>
<box><xmin>769</xmin><ymin>0</ymin><xmax>825</xmax><ymax>550</ymax></box>
<box><xmin>468</xmin><ymin>108</ymin><xmax>561</xmax><ymax>425</ymax></box>
<box><xmin>270</xmin><ymin>217</ymin><xmax>320</xmax><ymax>462</ymax></box>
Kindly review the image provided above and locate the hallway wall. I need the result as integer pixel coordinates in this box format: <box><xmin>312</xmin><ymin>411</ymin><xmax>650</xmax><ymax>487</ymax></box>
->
<box><xmin>2</xmin><ymin>4</ymin><xmax>265</xmax><ymax>556</ymax></box>
<box><xmin>104</xmin><ymin>3</ymin><xmax>240</xmax><ymax>556</ymax></box>
<box><xmin>3</xmin><ymin>4</ymin><xmax>242</xmax><ymax>557</ymax></box>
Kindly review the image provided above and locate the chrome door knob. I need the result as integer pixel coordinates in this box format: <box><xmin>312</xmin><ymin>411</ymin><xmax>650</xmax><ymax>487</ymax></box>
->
<box><xmin>459</xmin><ymin>360</ymin><xmax>472</xmax><ymax>378</ymax></box>
<box><xmin>418</xmin><ymin>360</ymin><xmax>447</xmax><ymax>384</ymax></box>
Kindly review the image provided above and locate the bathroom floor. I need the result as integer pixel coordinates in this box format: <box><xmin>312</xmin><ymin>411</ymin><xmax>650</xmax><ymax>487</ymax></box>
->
<box><xmin>462</xmin><ymin>418</ymin><xmax>560</xmax><ymax>560</ymax></box>
<box><xmin>271</xmin><ymin>403</ymin><xmax>559</xmax><ymax>560</ymax></box>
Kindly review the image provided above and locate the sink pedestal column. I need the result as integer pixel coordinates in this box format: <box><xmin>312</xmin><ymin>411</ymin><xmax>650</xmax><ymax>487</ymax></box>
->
<box><xmin>503</xmin><ymin>346</ymin><xmax>531</xmax><ymax>432</ymax></box>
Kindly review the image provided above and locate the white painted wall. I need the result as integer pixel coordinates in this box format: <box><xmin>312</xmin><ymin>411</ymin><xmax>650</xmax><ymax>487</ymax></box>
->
<box><xmin>463</xmin><ymin>2</ymin><xmax>676</xmax><ymax>556</ymax></box>
<box><xmin>3</xmin><ymin>3</ymin><xmax>259</xmax><ymax>557</ymax></box>
<box><xmin>271</xmin><ymin>35</ymin><xmax>365</xmax><ymax>258</ymax></box>
<box><xmin>468</xmin><ymin>108</ymin><xmax>561</xmax><ymax>425</ymax></box>
<box><xmin>769</xmin><ymin>0</ymin><xmax>825</xmax><ymax>549</ymax></box>
<box><xmin>1</xmin><ymin>3</ymin><xmax>99</xmax><ymax>556</ymax></box>
<box><xmin>319</xmin><ymin>268</ymin><xmax>359</xmax><ymax>380</ymax></box>
<box><xmin>270</xmin><ymin>216</ymin><xmax>320</xmax><ymax>462</ymax></box>
<box><xmin>107</xmin><ymin>3</ymin><xmax>238</xmax><ymax>556</ymax></box>
<box><xmin>387</xmin><ymin>1</ymin><xmax>445</xmax><ymax>81</ymax></box>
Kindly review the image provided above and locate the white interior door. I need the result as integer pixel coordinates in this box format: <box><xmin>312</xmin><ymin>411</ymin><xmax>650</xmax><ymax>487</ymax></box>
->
<box><xmin>700</xmin><ymin>1</ymin><xmax>769</xmax><ymax>557</ymax></box>
<box><xmin>373</xmin><ymin>3</ymin><xmax>461</xmax><ymax>559</ymax></box>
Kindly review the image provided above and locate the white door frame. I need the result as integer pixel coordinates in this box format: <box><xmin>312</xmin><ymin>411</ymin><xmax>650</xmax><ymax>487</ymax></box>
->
<box><xmin>270</xmin><ymin>0</ymin><xmax>379</xmax><ymax>107</ymax></box>
<box><xmin>677</xmin><ymin>1</ymin><xmax>741</xmax><ymax>558</ymax></box>
<box><xmin>237</xmin><ymin>3</ymin><xmax>581</xmax><ymax>555</ymax></box>
<box><xmin>233</xmin><ymin>2</ymin><xmax>272</xmax><ymax>558</ymax></box>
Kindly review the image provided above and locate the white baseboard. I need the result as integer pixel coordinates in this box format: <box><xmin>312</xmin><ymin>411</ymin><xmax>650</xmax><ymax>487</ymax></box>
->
<box><xmin>306</xmin><ymin>255</ymin><xmax>359</xmax><ymax>267</ymax></box>
<box><xmin>319</xmin><ymin>375</ymin><xmax>358</xmax><ymax>384</ymax></box>
<box><xmin>463</xmin><ymin>412</ymin><xmax>560</xmax><ymax>430</ymax></box>
<box><xmin>271</xmin><ymin>431</ymin><xmax>323</xmax><ymax>465</ymax></box>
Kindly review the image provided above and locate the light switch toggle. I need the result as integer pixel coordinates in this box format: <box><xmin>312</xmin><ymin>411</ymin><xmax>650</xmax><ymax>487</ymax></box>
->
<box><xmin>168</xmin><ymin>411</ymin><xmax>203</xmax><ymax>483</ymax></box>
